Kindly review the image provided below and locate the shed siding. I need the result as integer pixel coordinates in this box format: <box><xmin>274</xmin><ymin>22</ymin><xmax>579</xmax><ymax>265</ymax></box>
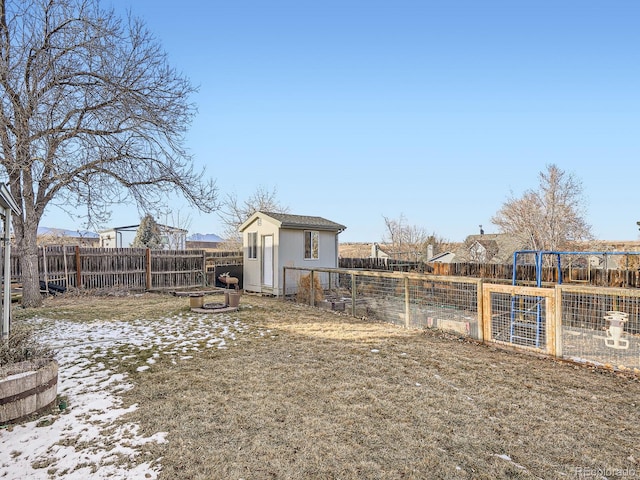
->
<box><xmin>242</xmin><ymin>219</ymin><xmax>280</xmax><ymax>293</ymax></box>
<box><xmin>241</xmin><ymin>212</ymin><xmax>343</xmax><ymax>295</ymax></box>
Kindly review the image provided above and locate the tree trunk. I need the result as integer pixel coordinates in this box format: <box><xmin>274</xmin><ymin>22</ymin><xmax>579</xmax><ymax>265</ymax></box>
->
<box><xmin>17</xmin><ymin>221</ymin><xmax>42</xmax><ymax>308</ymax></box>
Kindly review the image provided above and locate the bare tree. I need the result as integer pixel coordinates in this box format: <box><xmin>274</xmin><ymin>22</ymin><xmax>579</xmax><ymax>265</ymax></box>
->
<box><xmin>0</xmin><ymin>0</ymin><xmax>217</xmax><ymax>306</ymax></box>
<box><xmin>159</xmin><ymin>208</ymin><xmax>191</xmax><ymax>250</ymax></box>
<box><xmin>491</xmin><ymin>164</ymin><xmax>592</xmax><ymax>252</ymax></box>
<box><xmin>217</xmin><ymin>186</ymin><xmax>288</xmax><ymax>249</ymax></box>
<box><xmin>382</xmin><ymin>214</ymin><xmax>435</xmax><ymax>261</ymax></box>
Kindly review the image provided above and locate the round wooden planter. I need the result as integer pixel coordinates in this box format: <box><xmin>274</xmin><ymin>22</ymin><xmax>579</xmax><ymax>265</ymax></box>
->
<box><xmin>0</xmin><ymin>358</ymin><xmax>58</xmax><ymax>424</ymax></box>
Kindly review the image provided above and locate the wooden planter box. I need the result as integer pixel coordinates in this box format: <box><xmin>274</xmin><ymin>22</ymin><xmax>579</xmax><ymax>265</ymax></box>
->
<box><xmin>0</xmin><ymin>358</ymin><xmax>58</xmax><ymax>424</ymax></box>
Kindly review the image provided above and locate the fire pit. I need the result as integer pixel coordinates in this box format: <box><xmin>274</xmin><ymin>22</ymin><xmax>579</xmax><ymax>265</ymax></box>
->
<box><xmin>191</xmin><ymin>301</ymin><xmax>239</xmax><ymax>313</ymax></box>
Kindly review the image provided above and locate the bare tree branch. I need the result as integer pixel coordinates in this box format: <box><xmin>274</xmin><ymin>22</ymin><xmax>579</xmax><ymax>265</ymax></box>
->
<box><xmin>0</xmin><ymin>0</ymin><xmax>218</xmax><ymax>306</ymax></box>
<box><xmin>382</xmin><ymin>213</ymin><xmax>441</xmax><ymax>261</ymax></box>
<box><xmin>217</xmin><ymin>186</ymin><xmax>288</xmax><ymax>249</ymax></box>
<box><xmin>491</xmin><ymin>164</ymin><xmax>592</xmax><ymax>253</ymax></box>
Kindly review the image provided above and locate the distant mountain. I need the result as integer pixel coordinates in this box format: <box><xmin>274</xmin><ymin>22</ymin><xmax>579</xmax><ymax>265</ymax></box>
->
<box><xmin>38</xmin><ymin>226</ymin><xmax>99</xmax><ymax>238</ymax></box>
<box><xmin>187</xmin><ymin>233</ymin><xmax>223</xmax><ymax>242</ymax></box>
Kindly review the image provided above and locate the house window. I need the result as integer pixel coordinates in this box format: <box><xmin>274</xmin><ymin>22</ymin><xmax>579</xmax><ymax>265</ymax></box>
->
<box><xmin>248</xmin><ymin>232</ymin><xmax>258</xmax><ymax>259</ymax></box>
<box><xmin>470</xmin><ymin>243</ymin><xmax>486</xmax><ymax>263</ymax></box>
<box><xmin>304</xmin><ymin>230</ymin><xmax>319</xmax><ymax>260</ymax></box>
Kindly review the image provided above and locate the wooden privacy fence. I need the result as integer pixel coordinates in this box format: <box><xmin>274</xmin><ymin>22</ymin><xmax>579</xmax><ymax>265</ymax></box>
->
<box><xmin>339</xmin><ymin>257</ymin><xmax>428</xmax><ymax>272</ymax></box>
<box><xmin>284</xmin><ymin>266</ymin><xmax>640</xmax><ymax>374</ymax></box>
<box><xmin>10</xmin><ymin>246</ymin><xmax>243</xmax><ymax>292</ymax></box>
<box><xmin>430</xmin><ymin>261</ymin><xmax>640</xmax><ymax>288</ymax></box>
<box><xmin>338</xmin><ymin>258</ymin><xmax>640</xmax><ymax>287</ymax></box>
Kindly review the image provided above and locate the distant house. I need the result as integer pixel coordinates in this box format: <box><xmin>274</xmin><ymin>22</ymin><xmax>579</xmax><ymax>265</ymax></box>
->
<box><xmin>99</xmin><ymin>224</ymin><xmax>187</xmax><ymax>249</ymax></box>
<box><xmin>370</xmin><ymin>243</ymin><xmax>390</xmax><ymax>259</ymax></box>
<box><xmin>432</xmin><ymin>233</ymin><xmax>530</xmax><ymax>264</ymax></box>
<box><xmin>239</xmin><ymin>211</ymin><xmax>346</xmax><ymax>296</ymax></box>
<box><xmin>186</xmin><ymin>233</ymin><xmax>224</xmax><ymax>250</ymax></box>
<box><xmin>37</xmin><ymin>227</ymin><xmax>100</xmax><ymax>247</ymax></box>
<box><xmin>426</xmin><ymin>251</ymin><xmax>456</xmax><ymax>263</ymax></box>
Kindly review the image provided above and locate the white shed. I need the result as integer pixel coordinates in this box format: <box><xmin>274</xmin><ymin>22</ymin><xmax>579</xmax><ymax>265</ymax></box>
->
<box><xmin>239</xmin><ymin>211</ymin><xmax>346</xmax><ymax>296</ymax></box>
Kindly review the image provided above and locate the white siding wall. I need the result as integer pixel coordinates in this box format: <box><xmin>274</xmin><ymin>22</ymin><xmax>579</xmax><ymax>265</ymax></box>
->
<box><xmin>276</xmin><ymin>229</ymin><xmax>338</xmax><ymax>295</ymax></box>
<box><xmin>99</xmin><ymin>231</ymin><xmax>117</xmax><ymax>248</ymax></box>
<box><xmin>242</xmin><ymin>218</ymin><xmax>280</xmax><ymax>294</ymax></box>
<box><xmin>242</xmin><ymin>214</ymin><xmax>341</xmax><ymax>296</ymax></box>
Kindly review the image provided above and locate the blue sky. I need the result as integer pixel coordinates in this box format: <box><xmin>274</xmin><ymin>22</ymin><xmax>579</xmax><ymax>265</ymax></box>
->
<box><xmin>43</xmin><ymin>0</ymin><xmax>640</xmax><ymax>242</ymax></box>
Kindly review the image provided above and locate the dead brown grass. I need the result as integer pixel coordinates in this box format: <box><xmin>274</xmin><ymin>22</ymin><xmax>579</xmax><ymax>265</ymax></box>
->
<box><xmin>296</xmin><ymin>273</ymin><xmax>324</xmax><ymax>304</ymax></box>
<box><xmin>12</xmin><ymin>291</ymin><xmax>190</xmax><ymax>323</ymax></box>
<box><xmin>23</xmin><ymin>293</ymin><xmax>640</xmax><ymax>479</ymax></box>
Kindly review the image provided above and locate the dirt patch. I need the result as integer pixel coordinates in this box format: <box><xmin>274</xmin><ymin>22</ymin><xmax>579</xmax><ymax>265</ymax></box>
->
<box><xmin>10</xmin><ymin>293</ymin><xmax>640</xmax><ymax>479</ymax></box>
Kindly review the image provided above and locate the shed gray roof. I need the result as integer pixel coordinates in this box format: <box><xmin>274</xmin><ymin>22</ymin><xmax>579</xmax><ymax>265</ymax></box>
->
<box><xmin>259</xmin><ymin>212</ymin><xmax>346</xmax><ymax>232</ymax></box>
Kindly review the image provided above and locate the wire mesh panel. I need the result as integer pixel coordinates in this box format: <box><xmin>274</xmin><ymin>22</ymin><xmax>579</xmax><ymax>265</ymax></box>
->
<box><xmin>483</xmin><ymin>284</ymin><xmax>553</xmax><ymax>353</ymax></box>
<box><xmin>284</xmin><ymin>267</ymin><xmax>481</xmax><ymax>338</ymax></box>
<box><xmin>283</xmin><ymin>268</ymin><xmax>307</xmax><ymax>297</ymax></box>
<box><xmin>354</xmin><ymin>274</ymin><xmax>405</xmax><ymax>326</ymax></box>
<box><xmin>560</xmin><ymin>286</ymin><xmax>640</xmax><ymax>371</ymax></box>
<box><xmin>407</xmin><ymin>278</ymin><xmax>480</xmax><ymax>338</ymax></box>
<box><xmin>284</xmin><ymin>266</ymin><xmax>640</xmax><ymax>370</ymax></box>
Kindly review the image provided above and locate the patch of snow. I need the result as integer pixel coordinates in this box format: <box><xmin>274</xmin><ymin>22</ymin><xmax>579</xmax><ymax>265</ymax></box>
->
<box><xmin>0</xmin><ymin>311</ymin><xmax>246</xmax><ymax>479</ymax></box>
<box><xmin>494</xmin><ymin>453</ymin><xmax>528</xmax><ymax>471</ymax></box>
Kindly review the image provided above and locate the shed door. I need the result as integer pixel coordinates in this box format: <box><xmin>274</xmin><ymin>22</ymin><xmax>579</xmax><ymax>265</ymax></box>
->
<box><xmin>262</xmin><ymin>235</ymin><xmax>274</xmax><ymax>288</ymax></box>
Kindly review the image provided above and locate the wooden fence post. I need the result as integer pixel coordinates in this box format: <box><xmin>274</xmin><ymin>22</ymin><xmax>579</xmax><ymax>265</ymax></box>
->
<box><xmin>41</xmin><ymin>246</ymin><xmax>49</xmax><ymax>292</ymax></box>
<box><xmin>476</xmin><ymin>279</ymin><xmax>484</xmax><ymax>342</ymax></box>
<box><xmin>310</xmin><ymin>270</ymin><xmax>315</xmax><ymax>307</ymax></box>
<box><xmin>404</xmin><ymin>277</ymin><xmax>410</xmax><ymax>328</ymax></box>
<box><xmin>282</xmin><ymin>267</ymin><xmax>287</xmax><ymax>300</ymax></box>
<box><xmin>202</xmin><ymin>252</ymin><xmax>207</xmax><ymax>287</ymax></box>
<box><xmin>62</xmin><ymin>247</ymin><xmax>69</xmax><ymax>289</ymax></box>
<box><xmin>351</xmin><ymin>273</ymin><xmax>356</xmax><ymax>318</ymax></box>
<box><xmin>554</xmin><ymin>285</ymin><xmax>563</xmax><ymax>358</ymax></box>
<box><xmin>482</xmin><ymin>283</ymin><xmax>492</xmax><ymax>343</ymax></box>
<box><xmin>545</xmin><ymin>294</ymin><xmax>556</xmax><ymax>357</ymax></box>
<box><xmin>75</xmin><ymin>246</ymin><xmax>81</xmax><ymax>290</ymax></box>
<box><xmin>145</xmin><ymin>249</ymin><xmax>152</xmax><ymax>291</ymax></box>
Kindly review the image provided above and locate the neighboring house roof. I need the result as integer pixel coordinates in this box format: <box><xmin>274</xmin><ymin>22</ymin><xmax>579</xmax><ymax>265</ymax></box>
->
<box><xmin>451</xmin><ymin>233</ymin><xmax>530</xmax><ymax>264</ymax></box>
<box><xmin>427</xmin><ymin>251</ymin><xmax>456</xmax><ymax>263</ymax></box>
<box><xmin>187</xmin><ymin>233</ymin><xmax>223</xmax><ymax>242</ymax></box>
<box><xmin>239</xmin><ymin>211</ymin><xmax>346</xmax><ymax>233</ymax></box>
<box><xmin>99</xmin><ymin>224</ymin><xmax>188</xmax><ymax>234</ymax></box>
<box><xmin>38</xmin><ymin>227</ymin><xmax>99</xmax><ymax>238</ymax></box>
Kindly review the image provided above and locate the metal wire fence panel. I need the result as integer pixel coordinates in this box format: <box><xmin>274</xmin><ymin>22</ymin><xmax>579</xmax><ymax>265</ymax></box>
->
<box><xmin>284</xmin><ymin>267</ymin><xmax>482</xmax><ymax>338</ymax></box>
<box><xmin>560</xmin><ymin>286</ymin><xmax>640</xmax><ymax>371</ymax></box>
<box><xmin>355</xmin><ymin>275</ymin><xmax>405</xmax><ymax>326</ymax></box>
<box><xmin>487</xmin><ymin>291</ymin><xmax>548</xmax><ymax>351</ymax></box>
<box><xmin>406</xmin><ymin>278</ymin><xmax>479</xmax><ymax>336</ymax></box>
<box><xmin>481</xmin><ymin>284</ymin><xmax>557</xmax><ymax>355</ymax></box>
<box><xmin>285</xmin><ymin>267</ymin><xmax>640</xmax><ymax>372</ymax></box>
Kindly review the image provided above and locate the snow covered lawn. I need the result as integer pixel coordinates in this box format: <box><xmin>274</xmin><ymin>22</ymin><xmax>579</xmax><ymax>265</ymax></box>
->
<box><xmin>0</xmin><ymin>310</ymin><xmax>247</xmax><ymax>479</ymax></box>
